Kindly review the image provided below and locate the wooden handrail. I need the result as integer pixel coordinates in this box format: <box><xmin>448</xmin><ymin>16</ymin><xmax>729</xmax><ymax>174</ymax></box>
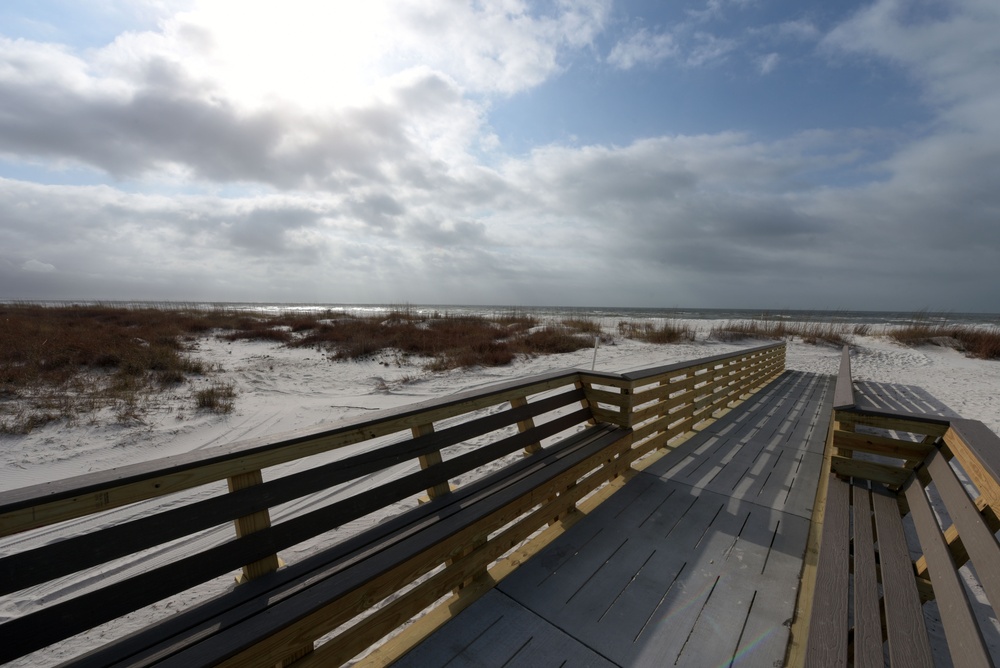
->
<box><xmin>833</xmin><ymin>344</ymin><xmax>856</xmax><ymax>410</ymax></box>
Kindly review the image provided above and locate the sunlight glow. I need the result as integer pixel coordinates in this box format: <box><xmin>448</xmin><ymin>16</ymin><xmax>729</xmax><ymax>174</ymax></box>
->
<box><xmin>176</xmin><ymin>0</ymin><xmax>395</xmax><ymax>108</ymax></box>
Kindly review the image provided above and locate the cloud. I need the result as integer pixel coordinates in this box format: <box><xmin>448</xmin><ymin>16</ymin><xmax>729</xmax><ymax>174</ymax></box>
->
<box><xmin>608</xmin><ymin>26</ymin><xmax>736</xmax><ymax>71</ymax></box>
<box><xmin>0</xmin><ymin>39</ymin><xmax>487</xmax><ymax>191</ymax></box>
<box><xmin>758</xmin><ymin>52</ymin><xmax>780</xmax><ymax>74</ymax></box>
<box><xmin>22</xmin><ymin>259</ymin><xmax>55</xmax><ymax>272</ymax></box>
<box><xmin>776</xmin><ymin>19</ymin><xmax>820</xmax><ymax>41</ymax></box>
<box><xmin>824</xmin><ymin>0</ymin><xmax>1000</xmax><ymax>134</ymax></box>
<box><xmin>1</xmin><ymin>1</ymin><xmax>999</xmax><ymax>310</ymax></box>
<box><xmin>607</xmin><ymin>28</ymin><xmax>678</xmax><ymax>70</ymax></box>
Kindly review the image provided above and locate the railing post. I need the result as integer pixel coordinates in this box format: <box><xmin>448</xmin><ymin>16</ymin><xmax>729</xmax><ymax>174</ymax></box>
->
<box><xmin>227</xmin><ymin>469</ymin><xmax>281</xmax><ymax>583</ymax></box>
<box><xmin>413</xmin><ymin>423</ymin><xmax>452</xmax><ymax>500</ymax></box>
<box><xmin>510</xmin><ymin>396</ymin><xmax>542</xmax><ymax>454</ymax></box>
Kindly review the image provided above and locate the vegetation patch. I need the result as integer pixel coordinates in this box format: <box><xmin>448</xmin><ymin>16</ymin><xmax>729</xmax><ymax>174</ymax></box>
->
<box><xmin>888</xmin><ymin>322</ymin><xmax>1000</xmax><ymax>360</ymax></box>
<box><xmin>195</xmin><ymin>382</ymin><xmax>236</xmax><ymax>413</ymax></box>
<box><xmin>708</xmin><ymin>319</ymin><xmax>849</xmax><ymax>346</ymax></box>
<box><xmin>618</xmin><ymin>320</ymin><xmax>695</xmax><ymax>343</ymax></box>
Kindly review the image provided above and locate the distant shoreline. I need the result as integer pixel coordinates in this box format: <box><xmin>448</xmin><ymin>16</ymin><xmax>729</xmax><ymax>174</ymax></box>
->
<box><xmin>5</xmin><ymin>300</ymin><xmax>1000</xmax><ymax>328</ymax></box>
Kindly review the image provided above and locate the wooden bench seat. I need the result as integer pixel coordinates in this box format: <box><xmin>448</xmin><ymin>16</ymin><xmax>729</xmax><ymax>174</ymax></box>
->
<box><xmin>802</xmin><ymin>347</ymin><xmax>1000</xmax><ymax>667</ymax></box>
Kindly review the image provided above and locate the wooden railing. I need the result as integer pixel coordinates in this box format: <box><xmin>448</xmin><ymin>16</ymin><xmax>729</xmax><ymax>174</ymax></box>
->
<box><xmin>579</xmin><ymin>342</ymin><xmax>785</xmax><ymax>456</ymax></box>
<box><xmin>0</xmin><ymin>342</ymin><xmax>785</xmax><ymax>666</ymax></box>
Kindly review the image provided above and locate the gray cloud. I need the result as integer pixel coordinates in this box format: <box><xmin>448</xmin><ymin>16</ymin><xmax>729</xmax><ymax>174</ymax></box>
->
<box><xmin>0</xmin><ymin>40</ymin><xmax>486</xmax><ymax>192</ymax></box>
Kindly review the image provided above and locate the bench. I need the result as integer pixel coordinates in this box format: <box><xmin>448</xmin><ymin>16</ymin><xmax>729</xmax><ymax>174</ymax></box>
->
<box><xmin>801</xmin><ymin>346</ymin><xmax>1000</xmax><ymax>666</ymax></box>
<box><xmin>0</xmin><ymin>344</ymin><xmax>784</xmax><ymax>667</ymax></box>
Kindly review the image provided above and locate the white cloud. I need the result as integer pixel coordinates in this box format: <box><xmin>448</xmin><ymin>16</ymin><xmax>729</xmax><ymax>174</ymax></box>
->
<box><xmin>92</xmin><ymin>0</ymin><xmax>611</xmax><ymax>107</ymax></box>
<box><xmin>608</xmin><ymin>27</ymin><xmax>735</xmax><ymax>70</ymax></box>
<box><xmin>686</xmin><ymin>32</ymin><xmax>737</xmax><ymax>67</ymax></box>
<box><xmin>825</xmin><ymin>0</ymin><xmax>1000</xmax><ymax>135</ymax></box>
<box><xmin>607</xmin><ymin>28</ymin><xmax>678</xmax><ymax>70</ymax></box>
<box><xmin>758</xmin><ymin>52</ymin><xmax>779</xmax><ymax>74</ymax></box>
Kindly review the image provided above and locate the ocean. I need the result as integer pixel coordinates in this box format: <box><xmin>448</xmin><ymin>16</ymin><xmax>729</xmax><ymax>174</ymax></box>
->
<box><xmin>16</xmin><ymin>301</ymin><xmax>1000</xmax><ymax>328</ymax></box>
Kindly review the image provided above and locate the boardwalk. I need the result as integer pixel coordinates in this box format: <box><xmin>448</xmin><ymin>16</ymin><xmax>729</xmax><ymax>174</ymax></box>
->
<box><xmin>397</xmin><ymin>370</ymin><xmax>835</xmax><ymax>667</ymax></box>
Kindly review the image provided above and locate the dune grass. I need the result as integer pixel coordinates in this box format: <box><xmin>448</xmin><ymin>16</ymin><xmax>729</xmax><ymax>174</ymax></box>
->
<box><xmin>617</xmin><ymin>319</ymin><xmax>695</xmax><ymax>343</ymax></box>
<box><xmin>708</xmin><ymin>319</ymin><xmax>850</xmax><ymax>346</ymax></box>
<box><xmin>291</xmin><ymin>310</ymin><xmax>593</xmax><ymax>370</ymax></box>
<box><xmin>0</xmin><ymin>303</ymin><xmax>221</xmax><ymax>433</ymax></box>
<box><xmin>887</xmin><ymin>322</ymin><xmax>1000</xmax><ymax>359</ymax></box>
<box><xmin>0</xmin><ymin>304</ymin><xmax>594</xmax><ymax>432</ymax></box>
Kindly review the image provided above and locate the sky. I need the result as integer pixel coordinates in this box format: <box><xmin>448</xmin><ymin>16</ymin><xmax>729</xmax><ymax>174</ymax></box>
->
<box><xmin>1</xmin><ymin>0</ymin><xmax>998</xmax><ymax>311</ymax></box>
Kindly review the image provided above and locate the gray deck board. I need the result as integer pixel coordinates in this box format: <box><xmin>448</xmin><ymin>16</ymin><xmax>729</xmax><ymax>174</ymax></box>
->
<box><xmin>396</xmin><ymin>371</ymin><xmax>835</xmax><ymax>667</ymax></box>
<box><xmin>394</xmin><ymin>589</ymin><xmax>617</xmax><ymax>668</ymax></box>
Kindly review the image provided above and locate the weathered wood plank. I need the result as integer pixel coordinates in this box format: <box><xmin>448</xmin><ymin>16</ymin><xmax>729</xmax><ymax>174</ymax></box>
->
<box><xmin>872</xmin><ymin>485</ymin><xmax>932</xmax><ymax>667</ymax></box>
<box><xmin>904</xmin><ymin>474</ymin><xmax>991</xmax><ymax>667</ymax></box>
<box><xmin>830</xmin><ymin>456</ymin><xmax>912</xmax><ymax>487</ymax></box>
<box><xmin>804</xmin><ymin>474</ymin><xmax>850</xmax><ymax>667</ymax></box>
<box><xmin>227</xmin><ymin>469</ymin><xmax>280</xmax><ymax>582</ymax></box>
<box><xmin>926</xmin><ymin>450</ymin><xmax>1000</xmax><ymax>618</ymax></box>
<box><xmin>851</xmin><ymin>482</ymin><xmax>882</xmax><ymax>668</ymax></box>
<box><xmin>945</xmin><ymin>420</ymin><xmax>1000</xmax><ymax>512</ymax></box>
<box><xmin>75</xmin><ymin>425</ymin><xmax>632</xmax><ymax>668</ymax></box>
<box><xmin>833</xmin><ymin>430</ymin><xmax>934</xmax><ymax>460</ymax></box>
<box><xmin>833</xmin><ymin>345</ymin><xmax>855</xmax><ymax>410</ymax></box>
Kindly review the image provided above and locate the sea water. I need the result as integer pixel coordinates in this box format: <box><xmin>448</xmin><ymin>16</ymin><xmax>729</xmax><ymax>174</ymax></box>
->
<box><xmin>14</xmin><ymin>301</ymin><xmax>1000</xmax><ymax>328</ymax></box>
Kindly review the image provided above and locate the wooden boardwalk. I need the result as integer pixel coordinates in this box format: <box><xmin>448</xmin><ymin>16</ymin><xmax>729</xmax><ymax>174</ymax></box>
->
<box><xmin>396</xmin><ymin>370</ymin><xmax>835</xmax><ymax>667</ymax></box>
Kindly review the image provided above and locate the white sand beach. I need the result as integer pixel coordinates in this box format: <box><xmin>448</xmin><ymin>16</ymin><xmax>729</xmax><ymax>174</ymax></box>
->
<box><xmin>1</xmin><ymin>318</ymin><xmax>998</xmax><ymax>666</ymax></box>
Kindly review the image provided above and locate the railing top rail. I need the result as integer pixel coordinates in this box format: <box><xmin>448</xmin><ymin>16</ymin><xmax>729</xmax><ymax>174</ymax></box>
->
<box><xmin>947</xmin><ymin>418</ymin><xmax>1000</xmax><ymax>482</ymax></box>
<box><xmin>833</xmin><ymin>344</ymin><xmax>856</xmax><ymax>410</ymax></box>
<box><xmin>618</xmin><ymin>342</ymin><xmax>784</xmax><ymax>382</ymax></box>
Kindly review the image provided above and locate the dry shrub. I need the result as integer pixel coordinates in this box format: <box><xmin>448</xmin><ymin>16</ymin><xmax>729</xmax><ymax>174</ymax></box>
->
<box><xmin>0</xmin><ymin>304</ymin><xmax>212</xmax><ymax>432</ymax></box>
<box><xmin>195</xmin><ymin>382</ymin><xmax>236</xmax><ymax>412</ymax></box>
<box><xmin>709</xmin><ymin>319</ymin><xmax>847</xmax><ymax>346</ymax></box>
<box><xmin>517</xmin><ymin>327</ymin><xmax>594</xmax><ymax>354</ymax></box>
<box><xmin>889</xmin><ymin>322</ymin><xmax>1000</xmax><ymax>360</ymax></box>
<box><xmin>960</xmin><ymin>328</ymin><xmax>1000</xmax><ymax>359</ymax></box>
<box><xmin>619</xmin><ymin>320</ymin><xmax>695</xmax><ymax>343</ymax></box>
<box><xmin>561</xmin><ymin>318</ymin><xmax>602</xmax><ymax>335</ymax></box>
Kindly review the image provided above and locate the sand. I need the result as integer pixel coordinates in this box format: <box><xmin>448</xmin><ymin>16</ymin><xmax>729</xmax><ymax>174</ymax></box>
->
<box><xmin>1</xmin><ymin>319</ymin><xmax>998</xmax><ymax>665</ymax></box>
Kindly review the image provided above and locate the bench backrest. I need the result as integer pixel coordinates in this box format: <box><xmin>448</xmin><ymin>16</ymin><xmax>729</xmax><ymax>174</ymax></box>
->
<box><xmin>801</xmin><ymin>345</ymin><xmax>1000</xmax><ymax>666</ymax></box>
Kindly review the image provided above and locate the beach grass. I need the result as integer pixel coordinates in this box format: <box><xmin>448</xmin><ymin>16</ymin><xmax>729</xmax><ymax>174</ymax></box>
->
<box><xmin>617</xmin><ymin>319</ymin><xmax>695</xmax><ymax>343</ymax></box>
<box><xmin>887</xmin><ymin>322</ymin><xmax>1000</xmax><ymax>359</ymax></box>
<box><xmin>708</xmin><ymin>319</ymin><xmax>850</xmax><ymax>346</ymax></box>
<box><xmin>0</xmin><ymin>304</ymin><xmax>602</xmax><ymax>432</ymax></box>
